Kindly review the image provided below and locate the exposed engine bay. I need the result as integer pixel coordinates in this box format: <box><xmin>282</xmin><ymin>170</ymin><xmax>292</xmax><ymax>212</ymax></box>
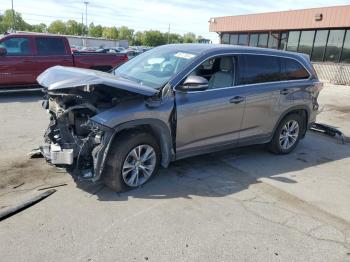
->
<box><xmin>41</xmin><ymin>85</ymin><xmax>140</xmax><ymax>181</ymax></box>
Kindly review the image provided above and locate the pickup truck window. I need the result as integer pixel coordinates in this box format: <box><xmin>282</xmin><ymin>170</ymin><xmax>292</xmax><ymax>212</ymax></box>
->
<box><xmin>0</xmin><ymin>37</ymin><xmax>30</xmax><ymax>55</ymax></box>
<box><xmin>35</xmin><ymin>37</ymin><xmax>66</xmax><ymax>55</ymax></box>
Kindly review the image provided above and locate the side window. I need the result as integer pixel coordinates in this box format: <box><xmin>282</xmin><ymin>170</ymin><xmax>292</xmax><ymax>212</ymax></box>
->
<box><xmin>238</xmin><ymin>55</ymin><xmax>281</xmax><ymax>85</ymax></box>
<box><xmin>0</xmin><ymin>37</ymin><xmax>30</xmax><ymax>55</ymax></box>
<box><xmin>281</xmin><ymin>58</ymin><xmax>310</xmax><ymax>80</ymax></box>
<box><xmin>35</xmin><ymin>37</ymin><xmax>66</xmax><ymax>55</ymax></box>
<box><xmin>189</xmin><ymin>56</ymin><xmax>235</xmax><ymax>90</ymax></box>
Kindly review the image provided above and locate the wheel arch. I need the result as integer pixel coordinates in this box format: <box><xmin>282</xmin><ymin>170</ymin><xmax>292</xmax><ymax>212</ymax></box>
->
<box><xmin>109</xmin><ymin>119</ymin><xmax>174</xmax><ymax>168</ymax></box>
<box><xmin>272</xmin><ymin>106</ymin><xmax>310</xmax><ymax>139</ymax></box>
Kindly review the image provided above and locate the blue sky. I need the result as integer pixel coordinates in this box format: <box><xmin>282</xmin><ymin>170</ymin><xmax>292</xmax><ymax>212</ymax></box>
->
<box><xmin>1</xmin><ymin>0</ymin><xmax>349</xmax><ymax>42</ymax></box>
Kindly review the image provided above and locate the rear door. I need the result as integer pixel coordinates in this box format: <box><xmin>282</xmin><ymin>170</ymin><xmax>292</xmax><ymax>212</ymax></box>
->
<box><xmin>33</xmin><ymin>37</ymin><xmax>73</xmax><ymax>78</ymax></box>
<box><xmin>0</xmin><ymin>36</ymin><xmax>36</xmax><ymax>87</ymax></box>
<box><xmin>237</xmin><ymin>54</ymin><xmax>285</xmax><ymax>143</ymax></box>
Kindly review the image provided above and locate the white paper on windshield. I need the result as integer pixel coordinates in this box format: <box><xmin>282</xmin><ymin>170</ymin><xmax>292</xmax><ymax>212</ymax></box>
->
<box><xmin>174</xmin><ymin>52</ymin><xmax>196</xmax><ymax>59</ymax></box>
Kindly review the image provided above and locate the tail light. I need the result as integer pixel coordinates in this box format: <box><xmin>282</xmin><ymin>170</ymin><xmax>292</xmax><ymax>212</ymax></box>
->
<box><xmin>314</xmin><ymin>81</ymin><xmax>324</xmax><ymax>92</ymax></box>
<box><xmin>122</xmin><ymin>54</ymin><xmax>128</xmax><ymax>62</ymax></box>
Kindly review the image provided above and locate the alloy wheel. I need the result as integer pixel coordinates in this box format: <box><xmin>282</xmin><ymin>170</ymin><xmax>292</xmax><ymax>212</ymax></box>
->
<box><xmin>122</xmin><ymin>144</ymin><xmax>157</xmax><ymax>187</ymax></box>
<box><xmin>279</xmin><ymin>120</ymin><xmax>299</xmax><ymax>150</ymax></box>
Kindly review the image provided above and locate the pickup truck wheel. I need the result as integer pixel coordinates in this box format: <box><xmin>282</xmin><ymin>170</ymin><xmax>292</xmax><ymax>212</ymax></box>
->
<box><xmin>268</xmin><ymin>114</ymin><xmax>303</xmax><ymax>154</ymax></box>
<box><xmin>103</xmin><ymin>131</ymin><xmax>160</xmax><ymax>192</ymax></box>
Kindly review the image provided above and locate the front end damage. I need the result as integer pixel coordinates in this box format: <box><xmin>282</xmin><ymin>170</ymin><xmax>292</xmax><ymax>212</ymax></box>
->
<box><xmin>37</xmin><ymin>66</ymin><xmax>159</xmax><ymax>182</ymax></box>
<box><xmin>41</xmin><ymin>96</ymin><xmax>114</xmax><ymax>181</ymax></box>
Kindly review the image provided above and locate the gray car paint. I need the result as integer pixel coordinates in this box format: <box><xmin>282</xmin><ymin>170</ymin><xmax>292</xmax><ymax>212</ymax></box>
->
<box><xmin>37</xmin><ymin>65</ymin><xmax>158</xmax><ymax>96</ymax></box>
<box><xmin>39</xmin><ymin>44</ymin><xmax>321</xmax><ymax>180</ymax></box>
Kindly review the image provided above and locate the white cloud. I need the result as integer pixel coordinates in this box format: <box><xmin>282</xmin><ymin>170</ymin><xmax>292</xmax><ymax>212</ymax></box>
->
<box><xmin>1</xmin><ymin>0</ymin><xmax>349</xmax><ymax>43</ymax></box>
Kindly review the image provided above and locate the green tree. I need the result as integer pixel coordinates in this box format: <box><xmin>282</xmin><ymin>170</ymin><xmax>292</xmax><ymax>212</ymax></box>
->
<box><xmin>118</xmin><ymin>26</ymin><xmax>134</xmax><ymax>42</ymax></box>
<box><xmin>31</xmin><ymin>23</ymin><xmax>47</xmax><ymax>33</ymax></box>
<box><xmin>0</xmin><ymin>9</ymin><xmax>31</xmax><ymax>32</ymax></box>
<box><xmin>132</xmin><ymin>31</ymin><xmax>143</xmax><ymax>45</ymax></box>
<box><xmin>48</xmin><ymin>20</ymin><xmax>67</xmax><ymax>34</ymax></box>
<box><xmin>66</xmin><ymin>20</ymin><xmax>83</xmax><ymax>35</ymax></box>
<box><xmin>102</xmin><ymin>26</ymin><xmax>118</xmax><ymax>39</ymax></box>
<box><xmin>183</xmin><ymin>32</ymin><xmax>196</xmax><ymax>43</ymax></box>
<box><xmin>168</xmin><ymin>33</ymin><xmax>183</xmax><ymax>44</ymax></box>
<box><xmin>89</xmin><ymin>23</ymin><xmax>102</xmax><ymax>37</ymax></box>
<box><xmin>142</xmin><ymin>30</ymin><xmax>166</xmax><ymax>46</ymax></box>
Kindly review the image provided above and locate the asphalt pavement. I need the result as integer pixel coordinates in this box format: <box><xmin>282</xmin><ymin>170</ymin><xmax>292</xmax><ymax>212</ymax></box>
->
<box><xmin>0</xmin><ymin>86</ymin><xmax>349</xmax><ymax>262</ymax></box>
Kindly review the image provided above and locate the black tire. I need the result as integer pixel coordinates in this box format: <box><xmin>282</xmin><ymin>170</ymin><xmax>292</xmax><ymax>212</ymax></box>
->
<box><xmin>103</xmin><ymin>131</ymin><xmax>160</xmax><ymax>192</ymax></box>
<box><xmin>268</xmin><ymin>114</ymin><xmax>303</xmax><ymax>154</ymax></box>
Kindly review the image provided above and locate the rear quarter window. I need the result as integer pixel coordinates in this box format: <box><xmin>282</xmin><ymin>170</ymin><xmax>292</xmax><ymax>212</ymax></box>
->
<box><xmin>281</xmin><ymin>58</ymin><xmax>310</xmax><ymax>80</ymax></box>
<box><xmin>35</xmin><ymin>37</ymin><xmax>66</xmax><ymax>55</ymax></box>
<box><xmin>238</xmin><ymin>55</ymin><xmax>281</xmax><ymax>85</ymax></box>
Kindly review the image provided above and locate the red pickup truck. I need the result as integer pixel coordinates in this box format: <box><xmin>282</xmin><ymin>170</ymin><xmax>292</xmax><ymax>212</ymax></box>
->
<box><xmin>0</xmin><ymin>33</ymin><xmax>128</xmax><ymax>90</ymax></box>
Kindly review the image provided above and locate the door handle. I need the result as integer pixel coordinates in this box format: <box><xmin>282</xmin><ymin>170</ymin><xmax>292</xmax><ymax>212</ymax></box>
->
<box><xmin>280</xmin><ymin>88</ymin><xmax>290</xmax><ymax>95</ymax></box>
<box><xmin>229</xmin><ymin>96</ymin><xmax>245</xmax><ymax>104</ymax></box>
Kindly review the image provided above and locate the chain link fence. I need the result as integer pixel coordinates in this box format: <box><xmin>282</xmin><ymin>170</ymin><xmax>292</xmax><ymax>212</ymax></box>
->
<box><xmin>313</xmin><ymin>62</ymin><xmax>350</xmax><ymax>85</ymax></box>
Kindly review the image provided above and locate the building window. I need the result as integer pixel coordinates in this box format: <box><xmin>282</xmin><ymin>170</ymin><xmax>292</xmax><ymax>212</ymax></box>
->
<box><xmin>311</xmin><ymin>30</ymin><xmax>328</xmax><ymax>62</ymax></box>
<box><xmin>258</xmin><ymin>33</ymin><xmax>268</xmax><ymax>47</ymax></box>
<box><xmin>286</xmin><ymin>31</ymin><xmax>300</xmax><ymax>52</ymax></box>
<box><xmin>221</xmin><ymin>33</ymin><xmax>230</xmax><ymax>44</ymax></box>
<box><xmin>325</xmin><ymin>30</ymin><xmax>345</xmax><ymax>62</ymax></box>
<box><xmin>230</xmin><ymin>34</ymin><xmax>239</xmax><ymax>45</ymax></box>
<box><xmin>298</xmin><ymin>30</ymin><xmax>315</xmax><ymax>56</ymax></box>
<box><xmin>268</xmin><ymin>33</ymin><xmax>278</xmax><ymax>49</ymax></box>
<box><xmin>238</xmin><ymin>34</ymin><xmax>248</xmax><ymax>45</ymax></box>
<box><xmin>340</xmin><ymin>30</ymin><xmax>350</xmax><ymax>63</ymax></box>
<box><xmin>279</xmin><ymin>32</ymin><xmax>288</xmax><ymax>50</ymax></box>
<box><xmin>249</xmin><ymin>34</ymin><xmax>259</xmax><ymax>47</ymax></box>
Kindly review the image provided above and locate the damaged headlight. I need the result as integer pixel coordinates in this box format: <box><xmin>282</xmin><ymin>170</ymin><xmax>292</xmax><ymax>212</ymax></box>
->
<box><xmin>94</xmin><ymin>132</ymin><xmax>104</xmax><ymax>144</ymax></box>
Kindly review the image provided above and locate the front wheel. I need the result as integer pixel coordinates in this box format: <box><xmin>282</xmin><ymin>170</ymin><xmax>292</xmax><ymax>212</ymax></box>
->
<box><xmin>268</xmin><ymin>114</ymin><xmax>303</xmax><ymax>154</ymax></box>
<box><xmin>103</xmin><ymin>131</ymin><xmax>160</xmax><ymax>192</ymax></box>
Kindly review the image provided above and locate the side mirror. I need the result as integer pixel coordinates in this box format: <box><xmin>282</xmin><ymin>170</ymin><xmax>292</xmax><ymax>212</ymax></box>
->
<box><xmin>181</xmin><ymin>75</ymin><xmax>209</xmax><ymax>91</ymax></box>
<box><xmin>0</xmin><ymin>47</ymin><xmax>7</xmax><ymax>56</ymax></box>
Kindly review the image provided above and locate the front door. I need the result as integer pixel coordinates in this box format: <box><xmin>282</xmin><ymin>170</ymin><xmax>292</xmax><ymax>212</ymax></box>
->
<box><xmin>0</xmin><ymin>36</ymin><xmax>36</xmax><ymax>87</ymax></box>
<box><xmin>175</xmin><ymin>55</ymin><xmax>246</xmax><ymax>158</ymax></box>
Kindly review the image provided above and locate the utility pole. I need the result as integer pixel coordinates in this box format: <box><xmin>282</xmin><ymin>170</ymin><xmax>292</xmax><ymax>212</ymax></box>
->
<box><xmin>81</xmin><ymin>12</ymin><xmax>84</xmax><ymax>35</ymax></box>
<box><xmin>84</xmin><ymin>1</ymin><xmax>89</xmax><ymax>36</ymax></box>
<box><xmin>167</xmin><ymin>24</ymin><xmax>170</xmax><ymax>44</ymax></box>
<box><xmin>11</xmin><ymin>0</ymin><xmax>15</xmax><ymax>31</ymax></box>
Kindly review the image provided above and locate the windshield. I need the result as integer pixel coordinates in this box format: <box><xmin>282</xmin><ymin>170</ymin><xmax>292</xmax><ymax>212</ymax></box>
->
<box><xmin>113</xmin><ymin>46</ymin><xmax>198</xmax><ymax>89</ymax></box>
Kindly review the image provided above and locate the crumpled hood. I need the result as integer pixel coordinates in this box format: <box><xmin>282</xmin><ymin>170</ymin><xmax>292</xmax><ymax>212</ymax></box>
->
<box><xmin>37</xmin><ymin>66</ymin><xmax>158</xmax><ymax>96</ymax></box>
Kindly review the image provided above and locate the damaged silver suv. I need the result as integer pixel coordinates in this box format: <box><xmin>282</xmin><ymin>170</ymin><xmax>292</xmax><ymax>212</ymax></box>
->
<box><xmin>38</xmin><ymin>44</ymin><xmax>323</xmax><ymax>192</ymax></box>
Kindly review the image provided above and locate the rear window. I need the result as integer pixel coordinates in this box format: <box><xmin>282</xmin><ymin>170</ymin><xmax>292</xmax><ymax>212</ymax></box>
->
<box><xmin>281</xmin><ymin>58</ymin><xmax>310</xmax><ymax>80</ymax></box>
<box><xmin>35</xmin><ymin>37</ymin><xmax>66</xmax><ymax>55</ymax></box>
<box><xmin>238</xmin><ymin>55</ymin><xmax>281</xmax><ymax>85</ymax></box>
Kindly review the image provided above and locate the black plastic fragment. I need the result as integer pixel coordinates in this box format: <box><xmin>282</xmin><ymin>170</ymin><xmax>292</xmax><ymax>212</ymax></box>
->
<box><xmin>0</xmin><ymin>189</ymin><xmax>56</xmax><ymax>221</ymax></box>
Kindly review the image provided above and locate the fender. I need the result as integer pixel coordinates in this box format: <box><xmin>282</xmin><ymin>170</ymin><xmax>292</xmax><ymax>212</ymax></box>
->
<box><xmin>114</xmin><ymin>118</ymin><xmax>174</xmax><ymax>167</ymax></box>
<box><xmin>93</xmin><ymin>118</ymin><xmax>174</xmax><ymax>181</ymax></box>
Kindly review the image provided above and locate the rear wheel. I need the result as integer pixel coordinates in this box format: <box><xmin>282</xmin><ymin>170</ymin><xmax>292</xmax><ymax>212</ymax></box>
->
<box><xmin>103</xmin><ymin>131</ymin><xmax>160</xmax><ymax>192</ymax></box>
<box><xmin>268</xmin><ymin>114</ymin><xmax>303</xmax><ymax>154</ymax></box>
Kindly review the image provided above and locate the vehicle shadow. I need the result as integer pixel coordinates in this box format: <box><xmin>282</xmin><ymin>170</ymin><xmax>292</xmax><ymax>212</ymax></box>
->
<box><xmin>76</xmin><ymin>132</ymin><xmax>350</xmax><ymax>202</ymax></box>
<box><xmin>0</xmin><ymin>91</ymin><xmax>43</xmax><ymax>103</ymax></box>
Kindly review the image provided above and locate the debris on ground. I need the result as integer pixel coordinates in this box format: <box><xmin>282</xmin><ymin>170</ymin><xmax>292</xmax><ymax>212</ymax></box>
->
<box><xmin>12</xmin><ymin>182</ymin><xmax>25</xmax><ymax>189</ymax></box>
<box><xmin>37</xmin><ymin>183</ymin><xmax>67</xmax><ymax>191</ymax></box>
<box><xmin>27</xmin><ymin>148</ymin><xmax>44</xmax><ymax>159</ymax></box>
<box><xmin>310</xmin><ymin>123</ymin><xmax>346</xmax><ymax>143</ymax></box>
<box><xmin>0</xmin><ymin>189</ymin><xmax>56</xmax><ymax>221</ymax></box>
